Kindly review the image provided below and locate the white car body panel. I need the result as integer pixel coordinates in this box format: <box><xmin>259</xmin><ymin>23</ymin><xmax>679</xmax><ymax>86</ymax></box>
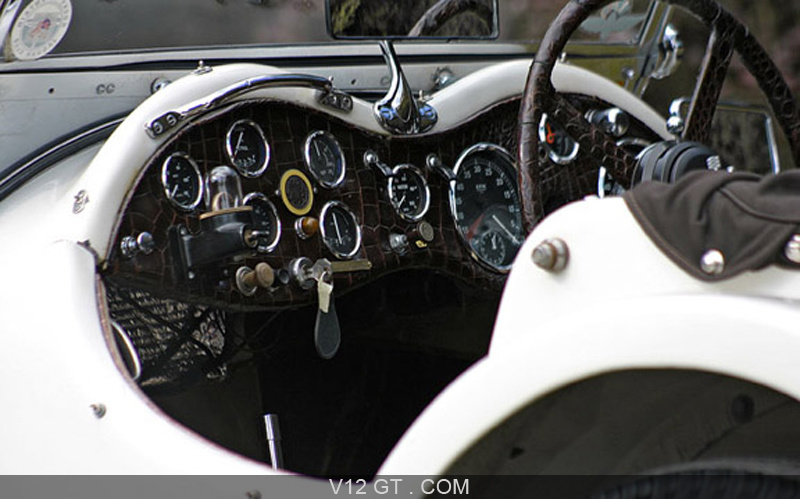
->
<box><xmin>2</xmin><ymin>52</ymin><xmax>770</xmax><ymax>477</ymax></box>
<box><xmin>380</xmin><ymin>197</ymin><xmax>800</xmax><ymax>475</ymax></box>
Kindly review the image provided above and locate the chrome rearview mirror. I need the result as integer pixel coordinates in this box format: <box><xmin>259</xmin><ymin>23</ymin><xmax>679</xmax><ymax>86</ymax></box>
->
<box><xmin>326</xmin><ymin>0</ymin><xmax>499</xmax><ymax>40</ymax></box>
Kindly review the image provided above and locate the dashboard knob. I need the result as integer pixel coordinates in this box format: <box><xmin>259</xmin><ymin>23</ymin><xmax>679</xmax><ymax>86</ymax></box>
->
<box><xmin>389</xmin><ymin>221</ymin><xmax>435</xmax><ymax>254</ymax></box>
<box><xmin>586</xmin><ymin>108</ymin><xmax>630</xmax><ymax>137</ymax></box>
<box><xmin>295</xmin><ymin>216</ymin><xmax>319</xmax><ymax>239</ymax></box>
<box><xmin>236</xmin><ymin>262</ymin><xmax>275</xmax><ymax>296</ymax></box>
<box><xmin>120</xmin><ymin>232</ymin><xmax>155</xmax><ymax>258</ymax></box>
<box><xmin>408</xmin><ymin>221</ymin><xmax>435</xmax><ymax>247</ymax></box>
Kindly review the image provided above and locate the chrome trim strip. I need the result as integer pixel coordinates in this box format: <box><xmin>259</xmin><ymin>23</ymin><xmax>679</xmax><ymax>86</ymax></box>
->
<box><xmin>0</xmin><ymin>0</ymin><xmax>22</xmax><ymax>55</ymax></box>
<box><xmin>111</xmin><ymin>320</ymin><xmax>142</xmax><ymax>382</ymax></box>
<box><xmin>0</xmin><ymin>117</ymin><xmax>123</xmax><ymax>196</ymax></box>
<box><xmin>146</xmin><ymin>73</ymin><xmax>340</xmax><ymax>138</ymax></box>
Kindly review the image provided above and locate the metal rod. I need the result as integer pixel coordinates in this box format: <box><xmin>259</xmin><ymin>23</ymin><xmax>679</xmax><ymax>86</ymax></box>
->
<box><xmin>263</xmin><ymin>414</ymin><xmax>284</xmax><ymax>470</ymax></box>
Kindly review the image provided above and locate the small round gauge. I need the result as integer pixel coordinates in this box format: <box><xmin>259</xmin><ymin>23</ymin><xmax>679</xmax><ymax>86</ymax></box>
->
<box><xmin>280</xmin><ymin>169</ymin><xmax>314</xmax><ymax>216</ymax></box>
<box><xmin>450</xmin><ymin>143</ymin><xmax>523</xmax><ymax>272</ymax></box>
<box><xmin>304</xmin><ymin>131</ymin><xmax>346</xmax><ymax>188</ymax></box>
<box><xmin>539</xmin><ymin>113</ymin><xmax>580</xmax><ymax>165</ymax></box>
<box><xmin>243</xmin><ymin>192</ymin><xmax>281</xmax><ymax>253</ymax></box>
<box><xmin>161</xmin><ymin>152</ymin><xmax>204</xmax><ymax>211</ymax></box>
<box><xmin>473</xmin><ymin>230</ymin><xmax>509</xmax><ymax>269</ymax></box>
<box><xmin>225</xmin><ymin>119</ymin><xmax>270</xmax><ymax>178</ymax></box>
<box><xmin>320</xmin><ymin>201</ymin><xmax>361</xmax><ymax>259</ymax></box>
<box><xmin>388</xmin><ymin>164</ymin><xmax>430</xmax><ymax>222</ymax></box>
<box><xmin>9</xmin><ymin>0</ymin><xmax>72</xmax><ymax>61</ymax></box>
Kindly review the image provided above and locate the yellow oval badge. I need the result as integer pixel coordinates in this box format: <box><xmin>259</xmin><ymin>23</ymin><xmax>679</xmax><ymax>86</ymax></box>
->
<box><xmin>280</xmin><ymin>169</ymin><xmax>314</xmax><ymax>216</ymax></box>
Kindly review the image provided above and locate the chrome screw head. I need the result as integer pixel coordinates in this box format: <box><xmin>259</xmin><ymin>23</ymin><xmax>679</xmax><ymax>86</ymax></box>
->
<box><xmin>73</xmin><ymin>190</ymin><xmax>89</xmax><ymax>214</ymax></box>
<box><xmin>784</xmin><ymin>235</ymin><xmax>800</xmax><ymax>264</ymax></box>
<box><xmin>700</xmin><ymin>249</ymin><xmax>725</xmax><ymax>276</ymax></box>
<box><xmin>666</xmin><ymin>115</ymin><xmax>685</xmax><ymax>137</ymax></box>
<box><xmin>90</xmin><ymin>403</ymin><xmax>107</xmax><ymax>419</ymax></box>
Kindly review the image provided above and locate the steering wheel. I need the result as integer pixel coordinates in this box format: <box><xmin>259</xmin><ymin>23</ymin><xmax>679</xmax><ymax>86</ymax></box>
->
<box><xmin>517</xmin><ymin>0</ymin><xmax>800</xmax><ymax>233</ymax></box>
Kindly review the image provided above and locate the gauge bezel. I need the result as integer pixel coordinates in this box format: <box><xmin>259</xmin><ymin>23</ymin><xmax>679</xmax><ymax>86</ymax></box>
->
<box><xmin>538</xmin><ymin>113</ymin><xmax>580</xmax><ymax>165</ymax></box>
<box><xmin>279</xmin><ymin>169</ymin><xmax>314</xmax><ymax>216</ymax></box>
<box><xmin>243</xmin><ymin>192</ymin><xmax>282</xmax><ymax>253</ymax></box>
<box><xmin>225</xmin><ymin>119</ymin><xmax>270</xmax><ymax>178</ymax></box>
<box><xmin>387</xmin><ymin>164</ymin><xmax>431</xmax><ymax>222</ymax></box>
<box><xmin>303</xmin><ymin>130</ymin><xmax>346</xmax><ymax>189</ymax></box>
<box><xmin>161</xmin><ymin>152</ymin><xmax>204</xmax><ymax>212</ymax></box>
<box><xmin>319</xmin><ymin>200</ymin><xmax>362</xmax><ymax>260</ymax></box>
<box><xmin>450</xmin><ymin>143</ymin><xmax>522</xmax><ymax>273</ymax></box>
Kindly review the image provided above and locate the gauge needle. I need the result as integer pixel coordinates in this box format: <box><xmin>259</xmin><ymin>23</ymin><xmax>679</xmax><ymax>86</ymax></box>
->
<box><xmin>333</xmin><ymin>213</ymin><xmax>343</xmax><ymax>244</ymax></box>
<box><xmin>170</xmin><ymin>184</ymin><xmax>180</xmax><ymax>198</ymax></box>
<box><xmin>492</xmin><ymin>214</ymin><xmax>521</xmax><ymax>244</ymax></box>
<box><xmin>234</xmin><ymin>131</ymin><xmax>245</xmax><ymax>156</ymax></box>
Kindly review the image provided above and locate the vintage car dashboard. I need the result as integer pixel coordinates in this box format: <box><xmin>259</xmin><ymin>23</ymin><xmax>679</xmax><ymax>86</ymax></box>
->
<box><xmin>101</xmin><ymin>88</ymin><xmax>661</xmax><ymax>311</ymax></box>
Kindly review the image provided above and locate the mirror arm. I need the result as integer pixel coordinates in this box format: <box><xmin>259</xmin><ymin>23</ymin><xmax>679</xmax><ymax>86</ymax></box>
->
<box><xmin>374</xmin><ymin>40</ymin><xmax>437</xmax><ymax>135</ymax></box>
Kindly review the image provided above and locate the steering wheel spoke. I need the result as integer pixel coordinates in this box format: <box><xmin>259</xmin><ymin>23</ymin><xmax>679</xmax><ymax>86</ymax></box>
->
<box><xmin>550</xmin><ymin>92</ymin><xmax>638</xmax><ymax>187</ymax></box>
<box><xmin>683</xmin><ymin>22</ymin><xmax>739</xmax><ymax>142</ymax></box>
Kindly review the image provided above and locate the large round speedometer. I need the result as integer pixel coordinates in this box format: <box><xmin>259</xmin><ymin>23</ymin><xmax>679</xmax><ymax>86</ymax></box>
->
<box><xmin>450</xmin><ymin>144</ymin><xmax>523</xmax><ymax>272</ymax></box>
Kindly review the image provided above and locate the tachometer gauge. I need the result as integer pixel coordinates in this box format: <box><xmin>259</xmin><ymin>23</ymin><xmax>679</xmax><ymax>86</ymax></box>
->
<box><xmin>243</xmin><ymin>192</ymin><xmax>281</xmax><ymax>253</ymax></box>
<box><xmin>450</xmin><ymin>144</ymin><xmax>523</xmax><ymax>272</ymax></box>
<box><xmin>280</xmin><ymin>169</ymin><xmax>314</xmax><ymax>216</ymax></box>
<box><xmin>388</xmin><ymin>164</ymin><xmax>430</xmax><ymax>222</ymax></box>
<box><xmin>225</xmin><ymin>119</ymin><xmax>270</xmax><ymax>178</ymax></box>
<box><xmin>539</xmin><ymin>113</ymin><xmax>580</xmax><ymax>165</ymax></box>
<box><xmin>9</xmin><ymin>0</ymin><xmax>72</xmax><ymax>61</ymax></box>
<box><xmin>320</xmin><ymin>201</ymin><xmax>361</xmax><ymax>259</ymax></box>
<box><xmin>304</xmin><ymin>131</ymin><xmax>346</xmax><ymax>188</ymax></box>
<box><xmin>161</xmin><ymin>152</ymin><xmax>204</xmax><ymax>212</ymax></box>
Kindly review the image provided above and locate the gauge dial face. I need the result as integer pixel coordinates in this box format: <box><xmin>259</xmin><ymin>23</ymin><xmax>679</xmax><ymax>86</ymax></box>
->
<box><xmin>161</xmin><ymin>153</ymin><xmax>204</xmax><ymax>211</ymax></box>
<box><xmin>450</xmin><ymin>144</ymin><xmax>523</xmax><ymax>272</ymax></box>
<box><xmin>388</xmin><ymin>164</ymin><xmax>430</xmax><ymax>222</ymax></box>
<box><xmin>474</xmin><ymin>230</ymin><xmax>509</xmax><ymax>269</ymax></box>
<box><xmin>320</xmin><ymin>201</ymin><xmax>361</xmax><ymax>259</ymax></box>
<box><xmin>304</xmin><ymin>131</ymin><xmax>346</xmax><ymax>188</ymax></box>
<box><xmin>539</xmin><ymin>113</ymin><xmax>580</xmax><ymax>165</ymax></box>
<box><xmin>10</xmin><ymin>0</ymin><xmax>72</xmax><ymax>61</ymax></box>
<box><xmin>280</xmin><ymin>169</ymin><xmax>314</xmax><ymax>216</ymax></box>
<box><xmin>225</xmin><ymin>119</ymin><xmax>270</xmax><ymax>177</ymax></box>
<box><xmin>243</xmin><ymin>192</ymin><xmax>281</xmax><ymax>253</ymax></box>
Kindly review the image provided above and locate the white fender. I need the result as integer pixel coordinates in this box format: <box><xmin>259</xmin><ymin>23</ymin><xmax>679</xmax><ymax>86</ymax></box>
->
<box><xmin>380</xmin><ymin>197</ymin><xmax>800</xmax><ymax>475</ymax></box>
